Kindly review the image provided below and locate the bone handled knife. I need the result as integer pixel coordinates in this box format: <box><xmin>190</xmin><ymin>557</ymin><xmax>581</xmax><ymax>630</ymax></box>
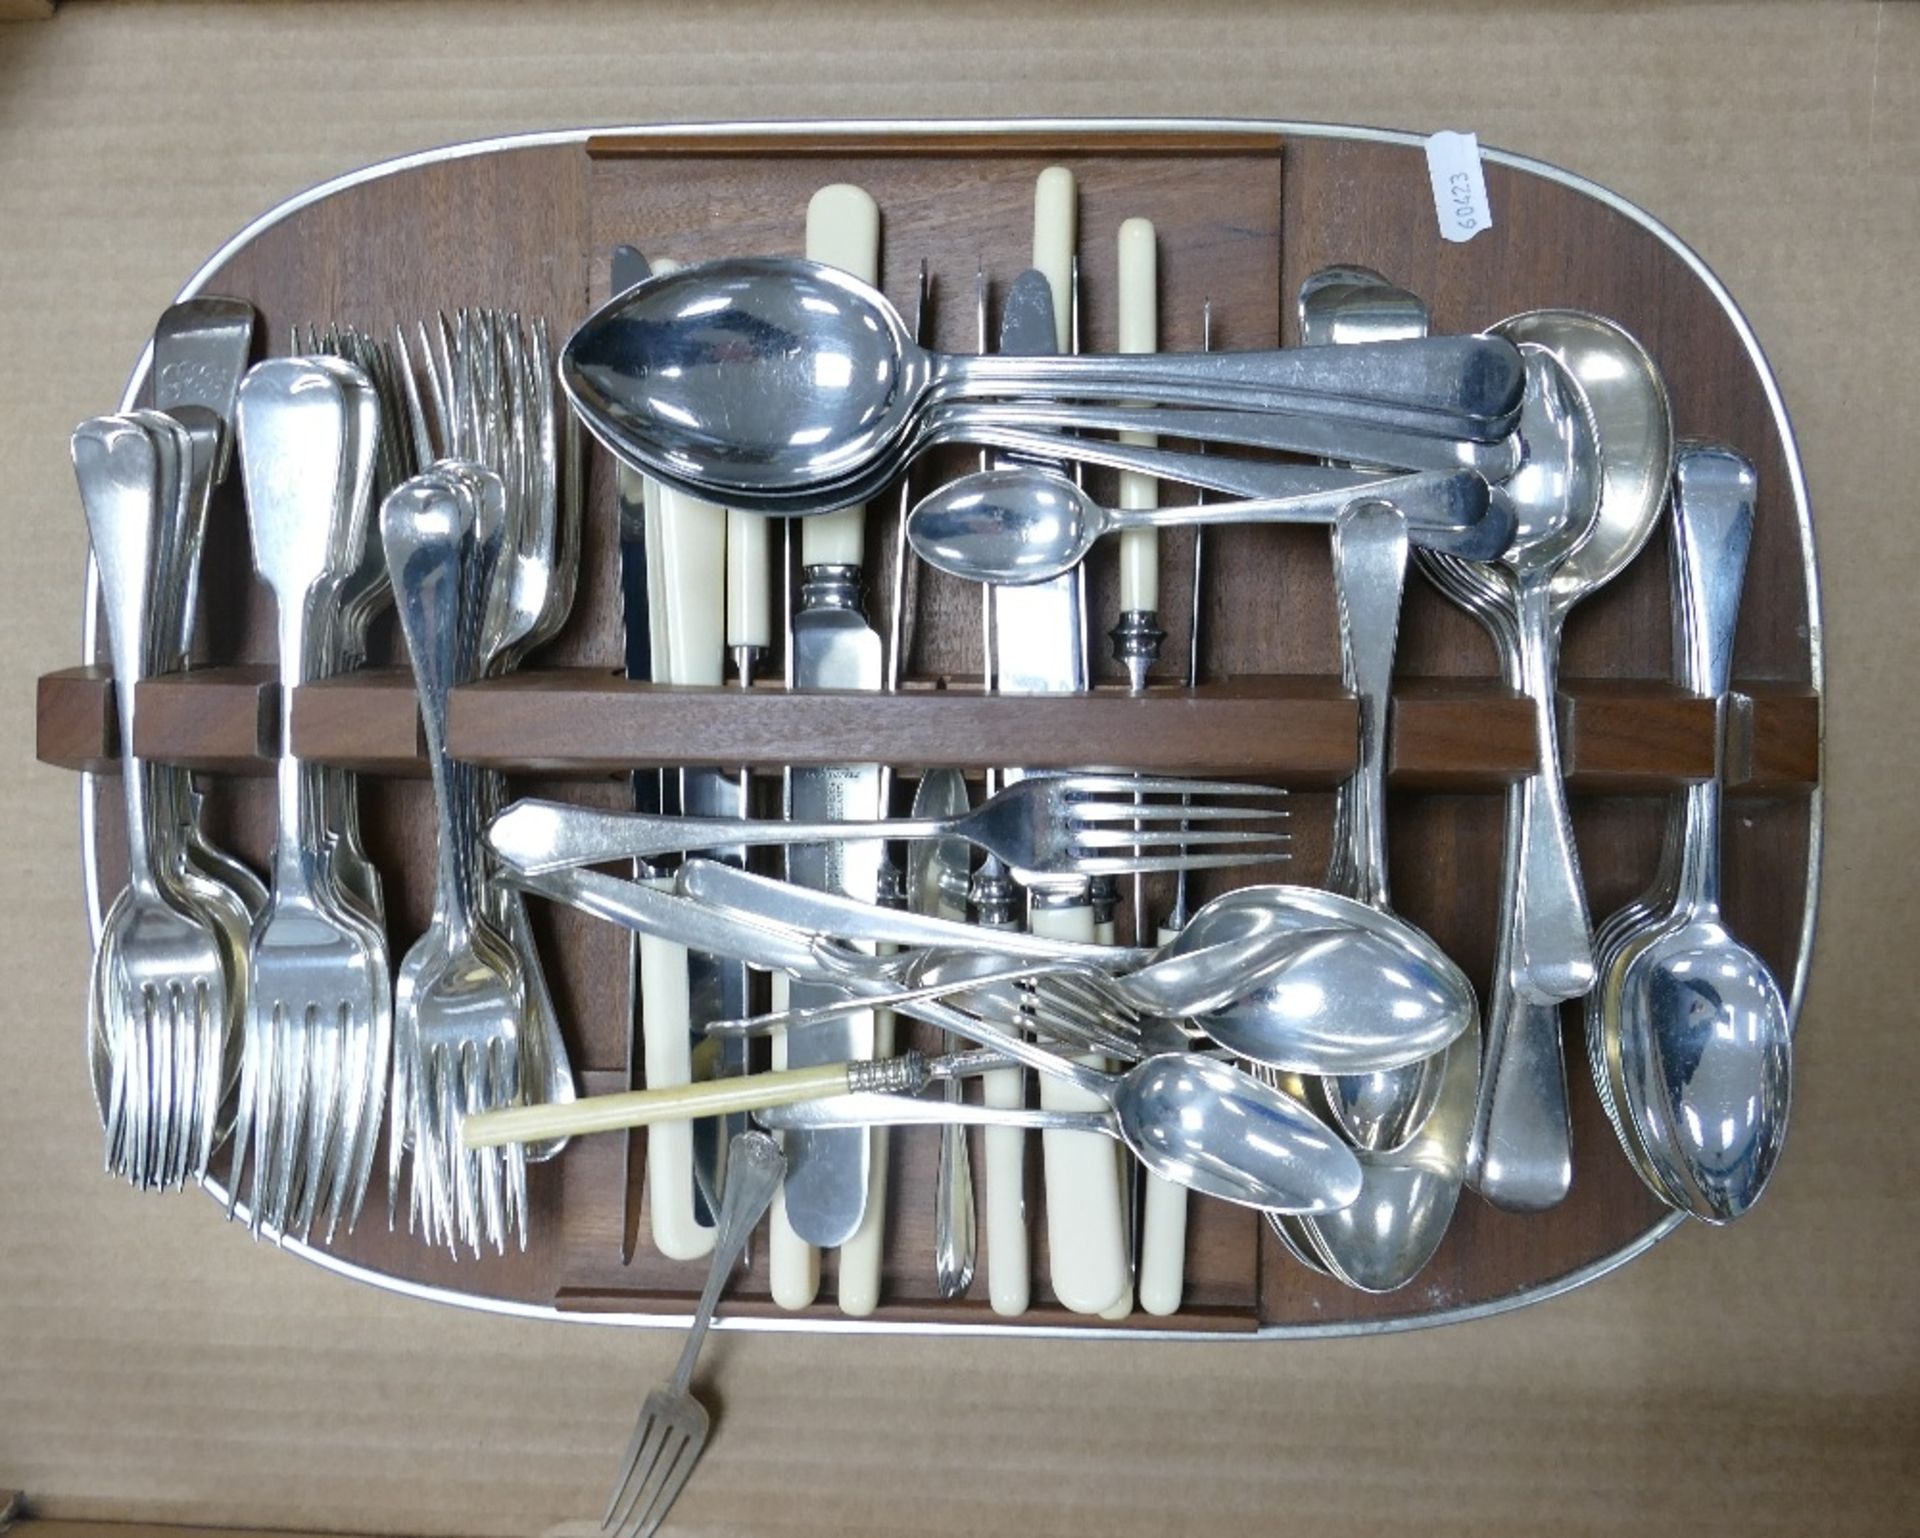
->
<box><xmin>998</xmin><ymin>167</ymin><xmax>1132</xmax><ymax>1319</ymax></box>
<box><xmin>620</xmin><ymin>250</ymin><xmax>745</xmax><ymax>1259</ymax></box>
<box><xmin>772</xmin><ymin>183</ymin><xmax>889</xmax><ymax>1307</ymax></box>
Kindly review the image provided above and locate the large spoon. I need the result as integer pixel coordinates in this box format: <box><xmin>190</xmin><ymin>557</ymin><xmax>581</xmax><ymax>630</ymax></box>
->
<box><xmin>561</xmin><ymin>256</ymin><xmax>1527</xmax><ymax>510</ymax></box>
<box><xmin>1607</xmin><ymin>443</ymin><xmax>1790</xmax><ymax>1222</ymax></box>
<box><xmin>906</xmin><ymin>464</ymin><xmax>1510</xmax><ymax>585</ymax></box>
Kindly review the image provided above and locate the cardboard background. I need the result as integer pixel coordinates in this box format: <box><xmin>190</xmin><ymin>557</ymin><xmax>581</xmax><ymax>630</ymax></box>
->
<box><xmin>1</xmin><ymin>2</ymin><xmax>1914</xmax><ymax>1532</ymax></box>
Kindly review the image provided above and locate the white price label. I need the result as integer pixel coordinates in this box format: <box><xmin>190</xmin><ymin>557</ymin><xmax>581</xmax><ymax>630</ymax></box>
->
<box><xmin>1425</xmin><ymin>130</ymin><xmax>1492</xmax><ymax>244</ymax></box>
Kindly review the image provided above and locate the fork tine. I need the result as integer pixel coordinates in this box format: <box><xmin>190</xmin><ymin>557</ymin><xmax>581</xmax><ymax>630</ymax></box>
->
<box><xmin>1075</xmin><ymin>849</ymin><xmax>1293</xmax><ymax>877</ymax></box>
<box><xmin>1063</xmin><ymin>775</ymin><xmax>1288</xmax><ymax>798</ymax></box>
<box><xmin>625</xmin><ymin>1429</ymin><xmax>701</xmax><ymax>1538</ymax></box>
<box><xmin>1072</xmin><ymin>826</ymin><xmax>1293</xmax><ymax>850</ymax></box>
<box><xmin>607</xmin><ymin>1412</ymin><xmax>673</xmax><ymax>1535</ymax></box>
<box><xmin>1068</xmin><ymin>801</ymin><xmax>1291</xmax><ymax>823</ymax></box>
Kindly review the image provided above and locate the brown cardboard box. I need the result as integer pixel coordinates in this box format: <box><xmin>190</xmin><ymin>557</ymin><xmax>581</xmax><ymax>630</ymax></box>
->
<box><xmin>1</xmin><ymin>2</ymin><xmax>1915</xmax><ymax>1534</ymax></box>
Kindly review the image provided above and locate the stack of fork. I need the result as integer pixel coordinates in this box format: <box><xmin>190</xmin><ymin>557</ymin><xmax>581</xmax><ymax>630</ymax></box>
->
<box><xmin>74</xmin><ymin>405</ymin><xmax>259</xmax><ymax>1190</ymax></box>
<box><xmin>377</xmin><ymin>310</ymin><xmax>580</xmax><ymax>1254</ymax></box>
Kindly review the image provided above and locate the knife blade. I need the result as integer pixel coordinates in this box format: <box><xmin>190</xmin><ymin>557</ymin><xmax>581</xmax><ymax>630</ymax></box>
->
<box><xmin>778</xmin><ymin>182</ymin><xmax>886</xmax><ymax>1255</ymax></box>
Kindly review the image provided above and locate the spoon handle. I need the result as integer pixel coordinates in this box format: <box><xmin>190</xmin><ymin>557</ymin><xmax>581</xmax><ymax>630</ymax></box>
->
<box><xmin>950</xmin><ymin>333</ymin><xmax>1524</xmax><ymax>440</ymax></box>
<box><xmin>1669</xmin><ymin>441</ymin><xmax>1758</xmax><ymax>913</ymax></box>
<box><xmin>1509</xmin><ymin>574</ymin><xmax>1596</xmax><ymax>1002</ymax></box>
<box><xmin>1330</xmin><ymin>500</ymin><xmax>1411</xmax><ymax>907</ymax></box>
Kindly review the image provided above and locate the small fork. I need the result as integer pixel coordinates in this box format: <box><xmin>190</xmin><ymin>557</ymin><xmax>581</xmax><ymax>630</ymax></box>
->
<box><xmin>491</xmin><ymin>774</ymin><xmax>1290</xmax><ymax>887</ymax></box>
<box><xmin>601</xmin><ymin>1130</ymin><xmax>785</xmax><ymax>1538</ymax></box>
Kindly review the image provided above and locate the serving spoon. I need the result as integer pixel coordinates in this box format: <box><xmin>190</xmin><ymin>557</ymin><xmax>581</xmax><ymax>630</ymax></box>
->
<box><xmin>905</xmin><ymin>464</ymin><xmax>1509</xmax><ymax>585</ymax></box>
<box><xmin>561</xmin><ymin>257</ymin><xmax>1526</xmax><ymax>509</ymax></box>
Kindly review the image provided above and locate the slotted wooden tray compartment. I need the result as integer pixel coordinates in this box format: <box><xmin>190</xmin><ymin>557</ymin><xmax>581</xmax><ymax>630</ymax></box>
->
<box><xmin>37</xmin><ymin>120</ymin><xmax>1821</xmax><ymax>1336</ymax></box>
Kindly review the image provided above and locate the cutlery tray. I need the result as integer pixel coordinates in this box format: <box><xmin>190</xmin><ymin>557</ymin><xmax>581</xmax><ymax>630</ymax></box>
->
<box><xmin>36</xmin><ymin>121</ymin><xmax>1821</xmax><ymax>1336</ymax></box>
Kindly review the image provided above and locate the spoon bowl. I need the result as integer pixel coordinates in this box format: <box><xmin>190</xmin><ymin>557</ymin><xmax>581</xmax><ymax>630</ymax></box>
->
<box><xmin>1615</xmin><ymin>912</ymin><xmax>1791</xmax><ymax>1223</ymax></box>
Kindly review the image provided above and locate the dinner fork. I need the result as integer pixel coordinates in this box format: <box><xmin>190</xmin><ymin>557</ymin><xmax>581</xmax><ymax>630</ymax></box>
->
<box><xmin>75</xmin><ymin>413</ymin><xmax>232</xmax><ymax>1188</ymax></box>
<box><xmin>601</xmin><ymin>1130</ymin><xmax>784</xmax><ymax>1538</ymax></box>
<box><xmin>384</xmin><ymin>464</ymin><xmax>529</xmax><ymax>1253</ymax></box>
<box><xmin>233</xmin><ymin>357</ymin><xmax>391</xmax><ymax>1240</ymax></box>
<box><xmin>489</xmin><ymin>775</ymin><xmax>1291</xmax><ymax>886</ymax></box>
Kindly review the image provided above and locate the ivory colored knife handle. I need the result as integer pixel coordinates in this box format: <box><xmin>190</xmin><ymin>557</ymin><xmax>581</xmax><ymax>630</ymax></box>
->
<box><xmin>1138</xmin><ymin>923</ymin><xmax>1190</xmax><ymax>1316</ymax></box>
<box><xmin>767</xmin><ymin>971</ymin><xmax>822</xmax><ymax>1309</ymax></box>
<box><xmin>1033</xmin><ymin>167</ymin><xmax>1076</xmax><ymax>352</ymax></box>
<box><xmin>1032</xmin><ymin>899</ymin><xmax>1132</xmax><ymax>1317</ymax></box>
<box><xmin>1116</xmin><ymin>217</ymin><xmax>1160</xmax><ymax>615</ymax></box>
<box><xmin>981</xmin><ymin>1042</ymin><xmax>1030</xmax><ymax>1317</ymax></box>
<box><xmin>636</xmin><ymin>876</ymin><xmax>713</xmax><ymax>1260</ymax></box>
<box><xmin>802</xmin><ymin>184</ymin><xmax>880</xmax><ymax>570</ymax></box>
<box><xmin>725</xmin><ymin>508</ymin><xmax>771</xmax><ymax>657</ymax></box>
<box><xmin>836</xmin><ymin>986</ymin><xmax>895</xmax><ymax>1316</ymax></box>
<box><xmin>1095</xmin><ymin>908</ymin><xmax>1134</xmax><ymax>1322</ymax></box>
<box><xmin>656</xmin><ymin>484</ymin><xmax>726</xmax><ymax>689</ymax></box>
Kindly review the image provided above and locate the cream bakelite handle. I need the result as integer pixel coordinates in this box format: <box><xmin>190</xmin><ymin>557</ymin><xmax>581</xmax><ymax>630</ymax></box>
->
<box><xmin>835</xmin><ymin>983</ymin><xmax>894</xmax><ymax>1317</ymax></box>
<box><xmin>1032</xmin><ymin>899</ymin><xmax>1131</xmax><ymax>1317</ymax></box>
<box><xmin>1033</xmin><ymin>166</ymin><xmax>1076</xmax><ymax>352</ymax></box>
<box><xmin>767</xmin><ymin>970</ymin><xmax>822</xmax><ymax>1309</ymax></box>
<box><xmin>802</xmin><ymin>184</ymin><xmax>881</xmax><ymax>570</ymax></box>
<box><xmin>1116</xmin><ymin>217</ymin><xmax>1160</xmax><ymax>615</ymax></box>
<box><xmin>725</xmin><ymin>508</ymin><xmax>771</xmax><ymax>659</ymax></box>
<box><xmin>636</xmin><ymin>874</ymin><xmax>713</xmax><ymax>1260</ymax></box>
<box><xmin>1137</xmin><ymin>922</ymin><xmax>1190</xmax><ymax>1316</ymax></box>
<box><xmin>981</xmin><ymin>1038</ymin><xmax>1029</xmax><ymax>1317</ymax></box>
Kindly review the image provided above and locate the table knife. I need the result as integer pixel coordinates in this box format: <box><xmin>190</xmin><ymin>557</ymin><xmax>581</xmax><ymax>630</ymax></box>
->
<box><xmin>998</xmin><ymin>166</ymin><xmax>1133</xmax><ymax>1319</ymax></box>
<box><xmin>618</xmin><ymin>251</ymin><xmax>747</xmax><ymax>1259</ymax></box>
<box><xmin>775</xmin><ymin>183</ymin><xmax>887</xmax><ymax>1269</ymax></box>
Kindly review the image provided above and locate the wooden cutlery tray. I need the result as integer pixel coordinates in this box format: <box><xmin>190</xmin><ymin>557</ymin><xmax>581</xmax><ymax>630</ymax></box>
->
<box><xmin>36</xmin><ymin>121</ymin><xmax>1821</xmax><ymax>1336</ymax></box>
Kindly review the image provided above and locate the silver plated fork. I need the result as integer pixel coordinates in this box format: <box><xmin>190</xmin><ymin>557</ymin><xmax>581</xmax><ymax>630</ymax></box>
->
<box><xmin>233</xmin><ymin>357</ymin><xmax>391</xmax><ymax>1241</ymax></box>
<box><xmin>75</xmin><ymin>413</ymin><xmax>232</xmax><ymax>1189</ymax></box>
<box><xmin>384</xmin><ymin>464</ymin><xmax>529</xmax><ymax>1253</ymax></box>
<box><xmin>490</xmin><ymin>774</ymin><xmax>1290</xmax><ymax>886</ymax></box>
<box><xmin>601</xmin><ymin>1130</ymin><xmax>784</xmax><ymax>1538</ymax></box>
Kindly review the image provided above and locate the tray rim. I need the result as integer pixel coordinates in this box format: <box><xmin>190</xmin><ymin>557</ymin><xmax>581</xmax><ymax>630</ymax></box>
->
<box><xmin>74</xmin><ymin>114</ymin><xmax>1824</xmax><ymax>1342</ymax></box>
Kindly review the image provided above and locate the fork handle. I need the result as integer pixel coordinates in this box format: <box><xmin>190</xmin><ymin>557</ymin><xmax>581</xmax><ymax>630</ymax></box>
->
<box><xmin>488</xmin><ymin>798</ymin><xmax>945</xmax><ymax>876</ymax></box>
<box><xmin>671</xmin><ymin>1130</ymin><xmax>786</xmax><ymax>1395</ymax></box>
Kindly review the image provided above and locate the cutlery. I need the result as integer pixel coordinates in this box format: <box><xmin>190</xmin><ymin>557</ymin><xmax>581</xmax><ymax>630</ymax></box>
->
<box><xmin>75</xmin><ymin>413</ymin><xmax>234</xmax><ymax>1190</ymax></box>
<box><xmin>1426</xmin><ymin>314</ymin><xmax>1674</xmax><ymax>1004</ymax></box>
<box><xmin>232</xmin><ymin>357</ymin><xmax>391</xmax><ymax>1240</ymax></box>
<box><xmin>562</xmin><ymin>255</ymin><xmax>1528</xmax><ymax>513</ymax></box>
<box><xmin>471</xmin><ymin>1007</ymin><xmax>1363</xmax><ymax>1218</ymax></box>
<box><xmin>412</xmin><ymin>310</ymin><xmax>580</xmax><ymax>1160</ymax></box>
<box><xmin>1594</xmin><ymin>442</ymin><xmax>1790</xmax><ymax>1221</ymax></box>
<box><xmin>911</xmin><ymin>770</ymin><xmax>976</xmax><ymax>1298</ymax></box>
<box><xmin>1311</xmin><ymin>266</ymin><xmax>1578</xmax><ymax>1212</ymax></box>
<box><xmin>775</xmin><ymin>182</ymin><xmax>888</xmax><ymax>1273</ymax></box>
<box><xmin>599</xmin><ymin>1130</ymin><xmax>785</xmax><ymax>1538</ymax></box>
<box><xmin>1010</xmin><ymin>169</ymin><xmax>1134</xmax><ymax>1319</ymax></box>
<box><xmin>489</xmin><ymin>774</ymin><xmax>1289</xmax><ymax>886</ymax></box>
<box><xmin>633</xmin><ymin>249</ymin><xmax>741</xmax><ymax>1259</ymax></box>
<box><xmin>907</xmin><ymin>463</ymin><xmax>1505</xmax><ymax>585</ymax></box>
<box><xmin>678</xmin><ymin>860</ymin><xmax>1474</xmax><ymax>1068</ymax></box>
<box><xmin>384</xmin><ymin>464</ymin><xmax>528</xmax><ymax>1254</ymax></box>
<box><xmin>612</xmin><ymin>241</ymin><xmax>670</xmax><ymax>1264</ymax></box>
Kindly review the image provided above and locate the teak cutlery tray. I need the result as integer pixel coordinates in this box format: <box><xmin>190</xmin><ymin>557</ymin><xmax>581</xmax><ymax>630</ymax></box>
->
<box><xmin>37</xmin><ymin>121</ymin><xmax>1821</xmax><ymax>1337</ymax></box>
